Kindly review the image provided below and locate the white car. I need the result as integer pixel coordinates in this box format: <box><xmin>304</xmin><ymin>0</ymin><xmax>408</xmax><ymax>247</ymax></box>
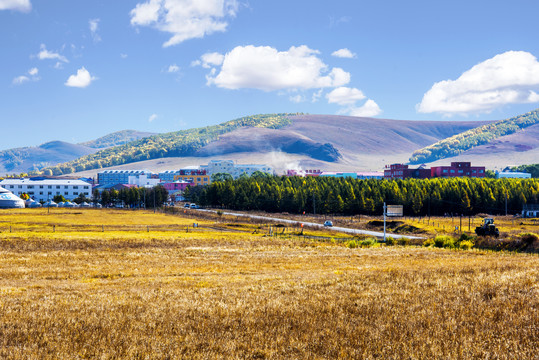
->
<box><xmin>190</xmin><ymin>203</ymin><xmax>199</xmax><ymax>209</ymax></box>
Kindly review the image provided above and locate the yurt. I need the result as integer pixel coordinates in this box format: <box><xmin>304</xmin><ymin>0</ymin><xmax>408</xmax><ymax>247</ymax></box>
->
<box><xmin>0</xmin><ymin>186</ymin><xmax>25</xmax><ymax>208</ymax></box>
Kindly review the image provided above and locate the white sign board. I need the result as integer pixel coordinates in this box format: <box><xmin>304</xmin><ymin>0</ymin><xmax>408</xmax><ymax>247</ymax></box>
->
<box><xmin>387</xmin><ymin>205</ymin><xmax>403</xmax><ymax>217</ymax></box>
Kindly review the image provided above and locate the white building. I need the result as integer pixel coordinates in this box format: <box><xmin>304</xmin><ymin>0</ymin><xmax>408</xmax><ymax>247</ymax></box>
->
<box><xmin>495</xmin><ymin>171</ymin><xmax>531</xmax><ymax>179</ymax></box>
<box><xmin>200</xmin><ymin>160</ymin><xmax>273</xmax><ymax>179</ymax></box>
<box><xmin>98</xmin><ymin>170</ymin><xmax>154</xmax><ymax>186</ymax></box>
<box><xmin>0</xmin><ymin>178</ymin><xmax>92</xmax><ymax>203</ymax></box>
<box><xmin>128</xmin><ymin>173</ymin><xmax>161</xmax><ymax>188</ymax></box>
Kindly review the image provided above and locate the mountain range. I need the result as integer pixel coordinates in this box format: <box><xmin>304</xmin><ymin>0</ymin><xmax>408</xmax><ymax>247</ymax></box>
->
<box><xmin>1</xmin><ymin>110</ymin><xmax>538</xmax><ymax>177</ymax></box>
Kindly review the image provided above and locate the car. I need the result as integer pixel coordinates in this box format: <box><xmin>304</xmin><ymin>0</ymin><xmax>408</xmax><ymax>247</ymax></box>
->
<box><xmin>190</xmin><ymin>203</ymin><xmax>199</xmax><ymax>209</ymax></box>
<box><xmin>323</xmin><ymin>220</ymin><xmax>333</xmax><ymax>227</ymax></box>
<box><xmin>184</xmin><ymin>203</ymin><xmax>190</xmax><ymax>208</ymax></box>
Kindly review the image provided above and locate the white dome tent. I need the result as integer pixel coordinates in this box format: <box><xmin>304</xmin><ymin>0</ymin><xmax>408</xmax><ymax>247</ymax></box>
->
<box><xmin>0</xmin><ymin>186</ymin><xmax>25</xmax><ymax>209</ymax></box>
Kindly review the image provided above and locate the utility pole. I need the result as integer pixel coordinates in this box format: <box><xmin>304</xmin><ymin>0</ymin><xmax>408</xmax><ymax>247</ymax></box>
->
<box><xmin>383</xmin><ymin>202</ymin><xmax>387</xmax><ymax>242</ymax></box>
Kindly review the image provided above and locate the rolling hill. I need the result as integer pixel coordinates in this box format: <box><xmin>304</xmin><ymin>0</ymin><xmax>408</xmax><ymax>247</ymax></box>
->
<box><xmin>0</xmin><ymin>130</ymin><xmax>154</xmax><ymax>174</ymax></box>
<box><xmin>34</xmin><ymin>113</ymin><xmax>493</xmax><ymax>177</ymax></box>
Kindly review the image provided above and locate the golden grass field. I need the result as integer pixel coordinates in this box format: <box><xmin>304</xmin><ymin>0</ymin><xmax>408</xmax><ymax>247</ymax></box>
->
<box><xmin>0</xmin><ymin>208</ymin><xmax>538</xmax><ymax>359</ymax></box>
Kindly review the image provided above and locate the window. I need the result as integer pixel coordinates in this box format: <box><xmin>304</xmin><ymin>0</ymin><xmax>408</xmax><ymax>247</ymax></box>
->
<box><xmin>56</xmin><ymin>192</ymin><xmax>60</xmax><ymax>195</ymax></box>
<box><xmin>39</xmin><ymin>185</ymin><xmax>44</xmax><ymax>189</ymax></box>
<box><xmin>9</xmin><ymin>185</ymin><xmax>14</xmax><ymax>189</ymax></box>
<box><xmin>18</xmin><ymin>185</ymin><xmax>22</xmax><ymax>188</ymax></box>
<box><xmin>64</xmin><ymin>186</ymin><xmax>68</xmax><ymax>189</ymax></box>
<box><xmin>73</xmin><ymin>186</ymin><xmax>78</xmax><ymax>189</ymax></box>
<box><xmin>74</xmin><ymin>192</ymin><xmax>78</xmax><ymax>195</ymax></box>
<box><xmin>443</xmin><ymin>169</ymin><xmax>448</xmax><ymax>173</ymax></box>
<box><xmin>450</xmin><ymin>170</ymin><xmax>455</xmax><ymax>173</ymax></box>
<box><xmin>39</xmin><ymin>192</ymin><xmax>43</xmax><ymax>195</ymax></box>
<box><xmin>27</xmin><ymin>185</ymin><xmax>34</xmax><ymax>189</ymax></box>
<box><xmin>84</xmin><ymin>186</ymin><xmax>89</xmax><ymax>189</ymax></box>
<box><xmin>56</xmin><ymin>186</ymin><xmax>60</xmax><ymax>189</ymax></box>
<box><xmin>48</xmin><ymin>185</ymin><xmax>52</xmax><ymax>189</ymax></box>
<box><xmin>458</xmin><ymin>170</ymin><xmax>463</xmax><ymax>173</ymax></box>
<box><xmin>64</xmin><ymin>192</ymin><xmax>69</xmax><ymax>195</ymax></box>
<box><xmin>48</xmin><ymin>192</ymin><xmax>52</xmax><ymax>195</ymax></box>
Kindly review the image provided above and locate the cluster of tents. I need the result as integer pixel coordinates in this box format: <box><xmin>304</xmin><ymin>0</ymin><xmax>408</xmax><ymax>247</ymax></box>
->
<box><xmin>0</xmin><ymin>186</ymin><xmax>101</xmax><ymax>209</ymax></box>
<box><xmin>25</xmin><ymin>199</ymin><xmax>98</xmax><ymax>208</ymax></box>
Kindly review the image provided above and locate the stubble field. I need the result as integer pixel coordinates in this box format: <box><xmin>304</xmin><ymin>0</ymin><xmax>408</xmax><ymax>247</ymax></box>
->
<box><xmin>0</xmin><ymin>209</ymin><xmax>538</xmax><ymax>359</ymax></box>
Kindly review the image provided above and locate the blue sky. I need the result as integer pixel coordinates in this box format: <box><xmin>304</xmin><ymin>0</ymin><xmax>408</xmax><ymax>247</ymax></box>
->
<box><xmin>2</xmin><ymin>0</ymin><xmax>539</xmax><ymax>150</ymax></box>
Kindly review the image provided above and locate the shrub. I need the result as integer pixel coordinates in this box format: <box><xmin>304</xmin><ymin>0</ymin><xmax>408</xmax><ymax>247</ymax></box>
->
<box><xmin>423</xmin><ymin>238</ymin><xmax>435</xmax><ymax>247</ymax></box>
<box><xmin>459</xmin><ymin>240</ymin><xmax>474</xmax><ymax>250</ymax></box>
<box><xmin>346</xmin><ymin>240</ymin><xmax>358</xmax><ymax>249</ymax></box>
<box><xmin>519</xmin><ymin>232</ymin><xmax>538</xmax><ymax>245</ymax></box>
<box><xmin>398</xmin><ymin>237</ymin><xmax>411</xmax><ymax>246</ymax></box>
<box><xmin>434</xmin><ymin>235</ymin><xmax>456</xmax><ymax>249</ymax></box>
<box><xmin>385</xmin><ymin>237</ymin><xmax>397</xmax><ymax>245</ymax></box>
<box><xmin>359</xmin><ymin>238</ymin><xmax>378</xmax><ymax>248</ymax></box>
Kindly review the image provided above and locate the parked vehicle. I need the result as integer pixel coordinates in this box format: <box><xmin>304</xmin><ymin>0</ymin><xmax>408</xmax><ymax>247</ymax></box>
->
<box><xmin>184</xmin><ymin>203</ymin><xmax>190</xmax><ymax>208</ymax></box>
<box><xmin>323</xmin><ymin>220</ymin><xmax>333</xmax><ymax>227</ymax></box>
<box><xmin>475</xmin><ymin>218</ymin><xmax>499</xmax><ymax>237</ymax></box>
<box><xmin>190</xmin><ymin>203</ymin><xmax>199</xmax><ymax>209</ymax></box>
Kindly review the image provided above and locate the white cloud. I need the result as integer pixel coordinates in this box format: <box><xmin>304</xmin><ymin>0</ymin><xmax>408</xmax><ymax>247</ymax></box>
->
<box><xmin>289</xmin><ymin>94</ymin><xmax>305</xmax><ymax>103</ymax></box>
<box><xmin>89</xmin><ymin>18</ymin><xmax>101</xmax><ymax>42</ymax></box>
<box><xmin>332</xmin><ymin>48</ymin><xmax>356</xmax><ymax>59</ymax></box>
<box><xmin>120</xmin><ymin>53</ymin><xmax>128</xmax><ymax>59</ymax></box>
<box><xmin>65</xmin><ymin>67</ymin><xmax>95</xmax><ymax>88</ymax></box>
<box><xmin>167</xmin><ymin>64</ymin><xmax>180</xmax><ymax>73</ymax></box>
<box><xmin>206</xmin><ymin>45</ymin><xmax>350</xmax><ymax>91</ymax></box>
<box><xmin>348</xmin><ymin>99</ymin><xmax>382</xmax><ymax>117</ymax></box>
<box><xmin>12</xmin><ymin>75</ymin><xmax>29</xmax><ymax>85</ymax></box>
<box><xmin>130</xmin><ymin>0</ymin><xmax>239</xmax><ymax>47</ymax></box>
<box><xmin>326</xmin><ymin>87</ymin><xmax>365</xmax><ymax>105</ymax></box>
<box><xmin>418</xmin><ymin>51</ymin><xmax>539</xmax><ymax>115</ymax></box>
<box><xmin>37</xmin><ymin>44</ymin><xmax>68</xmax><ymax>63</ymax></box>
<box><xmin>148</xmin><ymin>114</ymin><xmax>158</xmax><ymax>122</ymax></box>
<box><xmin>0</xmin><ymin>0</ymin><xmax>31</xmax><ymax>12</ymax></box>
<box><xmin>12</xmin><ymin>67</ymin><xmax>39</xmax><ymax>85</ymax></box>
<box><xmin>193</xmin><ymin>52</ymin><xmax>224</xmax><ymax>68</ymax></box>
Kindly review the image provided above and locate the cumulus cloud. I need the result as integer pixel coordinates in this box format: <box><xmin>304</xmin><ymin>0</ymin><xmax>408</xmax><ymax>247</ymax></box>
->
<box><xmin>206</xmin><ymin>45</ymin><xmax>350</xmax><ymax>91</ymax></box>
<box><xmin>348</xmin><ymin>99</ymin><xmax>382</xmax><ymax>117</ymax></box>
<box><xmin>332</xmin><ymin>48</ymin><xmax>356</xmax><ymax>59</ymax></box>
<box><xmin>89</xmin><ymin>18</ymin><xmax>101</xmax><ymax>42</ymax></box>
<box><xmin>65</xmin><ymin>67</ymin><xmax>95</xmax><ymax>88</ymax></box>
<box><xmin>37</xmin><ymin>44</ymin><xmax>68</xmax><ymax>63</ymax></box>
<box><xmin>167</xmin><ymin>64</ymin><xmax>180</xmax><ymax>73</ymax></box>
<box><xmin>130</xmin><ymin>0</ymin><xmax>239</xmax><ymax>47</ymax></box>
<box><xmin>12</xmin><ymin>67</ymin><xmax>39</xmax><ymax>85</ymax></box>
<box><xmin>12</xmin><ymin>75</ymin><xmax>29</xmax><ymax>85</ymax></box>
<box><xmin>192</xmin><ymin>52</ymin><xmax>225</xmax><ymax>68</ymax></box>
<box><xmin>326</xmin><ymin>87</ymin><xmax>365</xmax><ymax>105</ymax></box>
<box><xmin>418</xmin><ymin>51</ymin><xmax>539</xmax><ymax>115</ymax></box>
<box><xmin>148</xmin><ymin>114</ymin><xmax>158</xmax><ymax>122</ymax></box>
<box><xmin>0</xmin><ymin>0</ymin><xmax>31</xmax><ymax>12</ymax></box>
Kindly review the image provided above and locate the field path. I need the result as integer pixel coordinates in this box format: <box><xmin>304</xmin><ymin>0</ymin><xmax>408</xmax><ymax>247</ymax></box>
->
<box><xmin>197</xmin><ymin>209</ymin><xmax>424</xmax><ymax>239</ymax></box>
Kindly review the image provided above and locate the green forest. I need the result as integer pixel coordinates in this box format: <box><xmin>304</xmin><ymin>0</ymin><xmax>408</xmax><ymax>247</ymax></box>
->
<box><xmin>186</xmin><ymin>175</ymin><xmax>539</xmax><ymax>216</ymax></box>
<box><xmin>33</xmin><ymin>114</ymin><xmax>295</xmax><ymax>176</ymax></box>
<box><xmin>409</xmin><ymin>108</ymin><xmax>539</xmax><ymax>164</ymax></box>
<box><xmin>512</xmin><ymin>164</ymin><xmax>539</xmax><ymax>178</ymax></box>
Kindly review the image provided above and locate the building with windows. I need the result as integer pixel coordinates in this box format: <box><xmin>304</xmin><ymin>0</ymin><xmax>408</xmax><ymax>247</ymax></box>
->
<box><xmin>97</xmin><ymin>170</ymin><xmax>154</xmax><ymax>186</ymax></box>
<box><xmin>173</xmin><ymin>169</ymin><xmax>210</xmax><ymax>186</ymax></box>
<box><xmin>430</xmin><ymin>162</ymin><xmax>485</xmax><ymax>178</ymax></box>
<box><xmin>0</xmin><ymin>178</ymin><xmax>92</xmax><ymax>202</ymax></box>
<box><xmin>200</xmin><ymin>160</ymin><xmax>273</xmax><ymax>179</ymax></box>
<box><xmin>496</xmin><ymin>171</ymin><xmax>531</xmax><ymax>179</ymax></box>
<box><xmin>384</xmin><ymin>164</ymin><xmax>431</xmax><ymax>179</ymax></box>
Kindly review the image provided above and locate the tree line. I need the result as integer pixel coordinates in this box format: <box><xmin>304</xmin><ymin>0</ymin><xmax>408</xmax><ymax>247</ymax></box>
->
<box><xmin>185</xmin><ymin>175</ymin><xmax>539</xmax><ymax>216</ymax></box>
<box><xmin>92</xmin><ymin>185</ymin><xmax>168</xmax><ymax>208</ymax></box>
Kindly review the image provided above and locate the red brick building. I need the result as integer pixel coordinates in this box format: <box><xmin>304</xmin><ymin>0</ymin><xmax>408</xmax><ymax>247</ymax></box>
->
<box><xmin>430</xmin><ymin>162</ymin><xmax>485</xmax><ymax>178</ymax></box>
<box><xmin>384</xmin><ymin>164</ymin><xmax>431</xmax><ymax>179</ymax></box>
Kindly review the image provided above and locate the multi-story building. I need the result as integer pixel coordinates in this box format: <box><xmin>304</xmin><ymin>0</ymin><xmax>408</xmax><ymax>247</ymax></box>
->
<box><xmin>97</xmin><ymin>170</ymin><xmax>154</xmax><ymax>186</ymax></box>
<box><xmin>173</xmin><ymin>169</ymin><xmax>210</xmax><ymax>186</ymax></box>
<box><xmin>0</xmin><ymin>178</ymin><xmax>92</xmax><ymax>202</ymax></box>
<box><xmin>430</xmin><ymin>162</ymin><xmax>485</xmax><ymax>178</ymax></box>
<box><xmin>200</xmin><ymin>160</ymin><xmax>273</xmax><ymax>179</ymax></box>
<box><xmin>384</xmin><ymin>164</ymin><xmax>431</xmax><ymax>179</ymax></box>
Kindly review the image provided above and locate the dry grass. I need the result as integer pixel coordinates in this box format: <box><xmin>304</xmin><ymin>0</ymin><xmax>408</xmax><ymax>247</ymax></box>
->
<box><xmin>0</xmin><ymin>209</ymin><xmax>538</xmax><ymax>359</ymax></box>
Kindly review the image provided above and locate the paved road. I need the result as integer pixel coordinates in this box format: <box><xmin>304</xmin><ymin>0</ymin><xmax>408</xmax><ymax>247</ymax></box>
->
<box><xmin>198</xmin><ymin>209</ymin><xmax>424</xmax><ymax>240</ymax></box>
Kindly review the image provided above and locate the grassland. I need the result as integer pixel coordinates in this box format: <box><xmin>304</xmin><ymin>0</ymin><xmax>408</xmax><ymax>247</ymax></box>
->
<box><xmin>0</xmin><ymin>209</ymin><xmax>538</xmax><ymax>359</ymax></box>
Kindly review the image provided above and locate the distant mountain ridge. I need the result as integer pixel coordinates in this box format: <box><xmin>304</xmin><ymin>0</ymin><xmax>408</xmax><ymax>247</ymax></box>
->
<box><xmin>0</xmin><ymin>130</ymin><xmax>154</xmax><ymax>174</ymax></box>
<box><xmin>409</xmin><ymin>108</ymin><xmax>539</xmax><ymax>164</ymax></box>
<box><xmin>31</xmin><ymin>113</ymin><xmax>493</xmax><ymax>176</ymax></box>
